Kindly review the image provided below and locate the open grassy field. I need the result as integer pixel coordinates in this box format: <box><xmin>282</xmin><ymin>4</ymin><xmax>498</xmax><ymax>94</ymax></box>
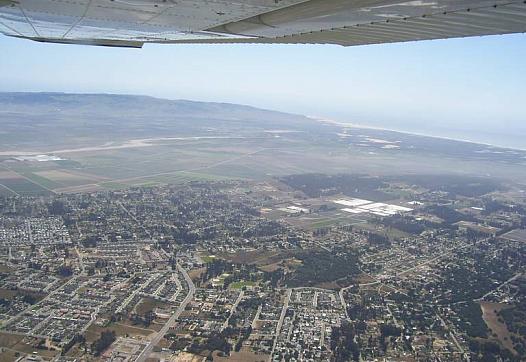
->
<box><xmin>135</xmin><ymin>297</ymin><xmax>170</xmax><ymax>315</ymax></box>
<box><xmin>0</xmin><ymin>348</ymin><xmax>20</xmax><ymax>361</ymax></box>
<box><xmin>0</xmin><ymin>332</ymin><xmax>59</xmax><ymax>359</ymax></box>
<box><xmin>213</xmin><ymin>347</ymin><xmax>269</xmax><ymax>362</ymax></box>
<box><xmin>0</xmin><ymin>332</ymin><xmax>24</xmax><ymax>350</ymax></box>
<box><xmin>84</xmin><ymin>321</ymin><xmax>155</xmax><ymax>344</ymax></box>
<box><xmin>480</xmin><ymin>301</ymin><xmax>517</xmax><ymax>354</ymax></box>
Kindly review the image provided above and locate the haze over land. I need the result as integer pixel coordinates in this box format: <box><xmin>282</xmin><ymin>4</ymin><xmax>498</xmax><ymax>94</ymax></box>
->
<box><xmin>1</xmin><ymin>92</ymin><xmax>526</xmax><ymax>196</ymax></box>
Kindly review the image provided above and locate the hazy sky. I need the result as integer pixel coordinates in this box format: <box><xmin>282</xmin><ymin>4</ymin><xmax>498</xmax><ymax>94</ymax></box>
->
<box><xmin>1</xmin><ymin>33</ymin><xmax>525</xmax><ymax>147</ymax></box>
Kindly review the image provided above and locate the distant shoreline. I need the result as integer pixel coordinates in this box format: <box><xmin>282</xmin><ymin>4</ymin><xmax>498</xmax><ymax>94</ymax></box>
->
<box><xmin>311</xmin><ymin>117</ymin><xmax>526</xmax><ymax>152</ymax></box>
<box><xmin>0</xmin><ymin>91</ymin><xmax>523</xmax><ymax>153</ymax></box>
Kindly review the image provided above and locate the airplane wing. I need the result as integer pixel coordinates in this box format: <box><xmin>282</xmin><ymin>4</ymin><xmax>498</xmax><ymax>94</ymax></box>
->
<box><xmin>0</xmin><ymin>0</ymin><xmax>525</xmax><ymax>48</ymax></box>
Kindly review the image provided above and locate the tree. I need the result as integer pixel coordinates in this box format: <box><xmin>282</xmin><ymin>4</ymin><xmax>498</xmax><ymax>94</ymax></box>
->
<box><xmin>92</xmin><ymin>330</ymin><xmax>116</xmax><ymax>356</ymax></box>
<box><xmin>57</xmin><ymin>265</ymin><xmax>73</xmax><ymax>277</ymax></box>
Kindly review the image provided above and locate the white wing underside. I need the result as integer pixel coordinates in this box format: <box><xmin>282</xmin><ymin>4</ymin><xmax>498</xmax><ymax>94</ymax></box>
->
<box><xmin>0</xmin><ymin>0</ymin><xmax>525</xmax><ymax>47</ymax></box>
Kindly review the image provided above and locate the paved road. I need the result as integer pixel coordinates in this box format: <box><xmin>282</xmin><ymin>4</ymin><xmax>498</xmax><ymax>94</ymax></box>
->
<box><xmin>135</xmin><ymin>264</ymin><xmax>195</xmax><ymax>362</ymax></box>
<box><xmin>338</xmin><ymin>288</ymin><xmax>349</xmax><ymax>319</ymax></box>
<box><xmin>223</xmin><ymin>290</ymin><xmax>244</xmax><ymax>330</ymax></box>
<box><xmin>435</xmin><ymin>311</ymin><xmax>470</xmax><ymax>362</ymax></box>
<box><xmin>75</xmin><ymin>246</ymin><xmax>85</xmax><ymax>274</ymax></box>
<box><xmin>476</xmin><ymin>272</ymin><xmax>523</xmax><ymax>301</ymax></box>
<box><xmin>269</xmin><ymin>289</ymin><xmax>291</xmax><ymax>361</ymax></box>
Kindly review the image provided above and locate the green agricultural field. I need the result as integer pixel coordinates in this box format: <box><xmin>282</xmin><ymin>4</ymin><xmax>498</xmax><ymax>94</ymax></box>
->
<box><xmin>0</xmin><ymin>184</ymin><xmax>16</xmax><ymax>196</ymax></box>
<box><xmin>0</xmin><ymin>178</ymin><xmax>52</xmax><ymax>196</ymax></box>
<box><xmin>119</xmin><ymin>171</ymin><xmax>234</xmax><ymax>187</ymax></box>
<box><xmin>16</xmin><ymin>171</ymin><xmax>63</xmax><ymax>190</ymax></box>
<box><xmin>230</xmin><ymin>281</ymin><xmax>257</xmax><ymax>289</ymax></box>
<box><xmin>100</xmin><ymin>181</ymin><xmax>129</xmax><ymax>190</ymax></box>
<box><xmin>201</xmin><ymin>255</ymin><xmax>217</xmax><ymax>263</ymax></box>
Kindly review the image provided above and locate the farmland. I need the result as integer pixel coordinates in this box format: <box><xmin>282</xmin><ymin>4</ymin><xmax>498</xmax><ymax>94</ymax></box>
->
<box><xmin>1</xmin><ymin>93</ymin><xmax>526</xmax><ymax>197</ymax></box>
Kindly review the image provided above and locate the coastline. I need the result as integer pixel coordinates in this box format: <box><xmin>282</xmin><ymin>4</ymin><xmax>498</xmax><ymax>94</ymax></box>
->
<box><xmin>311</xmin><ymin>116</ymin><xmax>526</xmax><ymax>152</ymax></box>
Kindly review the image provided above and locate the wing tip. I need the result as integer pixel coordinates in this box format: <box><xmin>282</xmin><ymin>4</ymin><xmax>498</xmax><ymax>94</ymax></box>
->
<box><xmin>10</xmin><ymin>35</ymin><xmax>144</xmax><ymax>48</ymax></box>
